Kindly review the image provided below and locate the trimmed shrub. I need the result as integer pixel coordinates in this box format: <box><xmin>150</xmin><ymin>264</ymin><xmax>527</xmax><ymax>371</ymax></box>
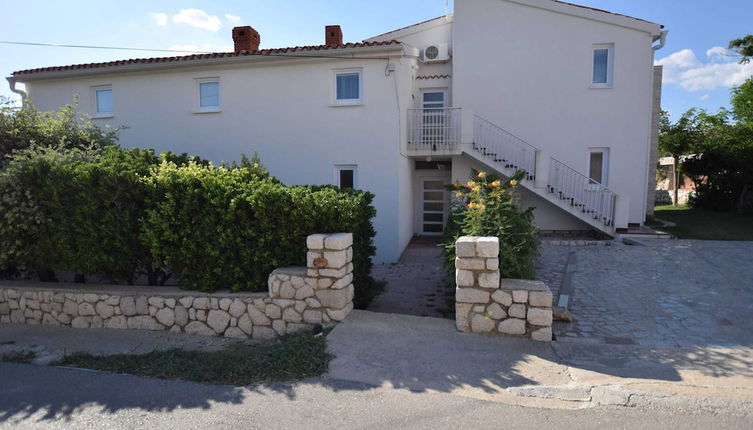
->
<box><xmin>442</xmin><ymin>169</ymin><xmax>539</xmax><ymax>285</ymax></box>
<box><xmin>141</xmin><ymin>159</ymin><xmax>376</xmax><ymax>304</ymax></box>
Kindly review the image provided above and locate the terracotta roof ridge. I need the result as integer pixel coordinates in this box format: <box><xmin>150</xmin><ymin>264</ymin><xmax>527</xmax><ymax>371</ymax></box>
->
<box><xmin>12</xmin><ymin>40</ymin><xmax>402</xmax><ymax>76</ymax></box>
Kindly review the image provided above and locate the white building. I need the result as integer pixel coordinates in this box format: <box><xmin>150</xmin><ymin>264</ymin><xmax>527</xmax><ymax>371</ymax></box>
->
<box><xmin>7</xmin><ymin>0</ymin><xmax>666</xmax><ymax>263</ymax></box>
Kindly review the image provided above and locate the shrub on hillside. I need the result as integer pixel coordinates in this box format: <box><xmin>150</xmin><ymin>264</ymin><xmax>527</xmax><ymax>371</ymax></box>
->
<box><xmin>442</xmin><ymin>169</ymin><xmax>539</xmax><ymax>285</ymax></box>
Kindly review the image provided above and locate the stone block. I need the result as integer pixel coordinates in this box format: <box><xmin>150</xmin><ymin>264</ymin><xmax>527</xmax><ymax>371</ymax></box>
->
<box><xmin>455</xmin><ymin>303</ymin><xmax>472</xmax><ymax>332</ymax></box>
<box><xmin>156</xmin><ymin>308</ymin><xmax>175</xmax><ymax>326</ymax></box>
<box><xmin>455</xmin><ymin>288</ymin><xmax>490</xmax><ymax>304</ymax></box>
<box><xmin>135</xmin><ymin>296</ymin><xmax>149</xmax><ymax>314</ymax></box>
<box><xmin>326</xmin><ymin>302</ymin><xmax>353</xmax><ymax>321</ymax></box>
<box><xmin>196</xmin><ymin>310</ymin><xmax>207</xmax><ymax>321</ymax></box>
<box><xmin>165</xmin><ymin>298</ymin><xmax>176</xmax><ymax>308</ymax></box>
<box><xmin>179</xmin><ymin>297</ymin><xmax>194</xmax><ymax>308</ymax></box>
<box><xmin>128</xmin><ymin>316</ymin><xmax>164</xmax><ymax>331</ymax></box>
<box><xmin>324</xmin><ymin>250</ymin><xmax>347</xmax><ymax>269</ymax></box>
<box><xmin>79</xmin><ymin>302</ymin><xmax>96</xmax><ymax>316</ymax></box>
<box><xmin>185</xmin><ymin>321</ymin><xmax>215</xmax><ymax>336</ymax></box>
<box><xmin>527</xmin><ymin>308</ymin><xmax>553</xmax><ymax>327</ymax></box>
<box><xmin>332</xmin><ymin>273</ymin><xmax>353</xmax><ymax>290</ymax></box>
<box><xmin>529</xmin><ymin>291</ymin><xmax>553</xmax><ymax>307</ymax></box>
<box><xmin>456</xmin><ymin>269</ymin><xmax>475</xmax><ymax>287</ymax></box>
<box><xmin>498</xmin><ymin>318</ymin><xmax>526</xmax><ymax>335</ymax></box>
<box><xmin>193</xmin><ymin>297</ymin><xmax>210</xmax><ymax>310</ymax></box>
<box><xmin>455</xmin><ymin>258</ymin><xmax>485</xmax><ymax>270</ymax></box>
<box><xmin>120</xmin><ymin>297</ymin><xmax>136</xmax><ymax>316</ymax></box>
<box><xmin>229</xmin><ymin>299</ymin><xmax>246</xmax><ymax>318</ymax></box>
<box><xmin>148</xmin><ymin>297</ymin><xmax>165</xmax><ymax>308</ymax></box>
<box><xmin>71</xmin><ymin>316</ymin><xmax>91</xmax><ymax>329</ymax></box>
<box><xmin>508</xmin><ymin>304</ymin><xmax>527</xmax><ymax>319</ymax></box>
<box><xmin>207</xmin><ymin>310</ymin><xmax>231</xmax><ymax>333</ymax></box>
<box><xmin>303</xmin><ymin>309</ymin><xmax>322</xmax><ymax>324</ymax></box>
<box><xmin>56</xmin><ymin>313</ymin><xmax>71</xmax><ymax>325</ymax></box>
<box><xmin>253</xmin><ymin>326</ymin><xmax>277</xmax><ymax>340</ymax></box>
<box><xmin>42</xmin><ymin>313</ymin><xmax>59</xmax><ymax>326</ymax></box>
<box><xmin>95</xmin><ymin>302</ymin><xmax>114</xmax><ymax>319</ymax></box>
<box><xmin>324</xmin><ymin>233</ymin><xmax>353</xmax><ymax>250</ymax></box>
<box><xmin>455</xmin><ymin>237</ymin><xmax>477</xmax><ymax>257</ymax></box>
<box><xmin>486</xmin><ymin>303</ymin><xmax>507</xmax><ymax>319</ymax></box>
<box><xmin>104</xmin><ymin>316</ymin><xmax>127</xmax><ymax>330</ymax></box>
<box><xmin>63</xmin><ymin>300</ymin><xmax>79</xmax><ymax>316</ymax></box>
<box><xmin>307</xmin><ymin>234</ymin><xmax>326</xmax><ymax>250</ymax></box>
<box><xmin>470</xmin><ymin>314</ymin><xmax>495</xmax><ymax>332</ymax></box>
<box><xmin>279</xmin><ymin>283</ymin><xmax>296</xmax><ymax>299</ymax></box>
<box><xmin>282</xmin><ymin>307</ymin><xmax>302</xmax><ymax>323</ymax></box>
<box><xmin>290</xmin><ymin>276</ymin><xmax>305</xmax><ymax>288</ymax></box>
<box><xmin>237</xmin><ymin>314</ymin><xmax>253</xmax><ymax>334</ymax></box>
<box><xmin>219</xmin><ymin>298</ymin><xmax>232</xmax><ymax>311</ymax></box>
<box><xmin>83</xmin><ymin>294</ymin><xmax>99</xmax><ymax>303</ymax></box>
<box><xmin>531</xmin><ymin>326</ymin><xmax>552</xmax><ymax>342</ymax></box>
<box><xmin>272</xmin><ymin>320</ymin><xmax>287</xmax><ymax>335</ymax></box>
<box><xmin>0</xmin><ymin>303</ymin><xmax>9</xmax><ymax>315</ymax></box>
<box><xmin>316</xmin><ymin>286</ymin><xmax>352</xmax><ymax>309</ymax></box>
<box><xmin>319</xmin><ymin>267</ymin><xmax>348</xmax><ymax>278</ymax></box>
<box><xmin>512</xmin><ymin>290</ymin><xmax>528</xmax><ymax>303</ymax></box>
<box><xmin>305</xmin><ymin>298</ymin><xmax>322</xmax><ymax>308</ymax></box>
<box><xmin>491</xmin><ymin>290</ymin><xmax>513</xmax><ymax>307</ymax></box>
<box><xmin>295</xmin><ymin>285</ymin><xmax>315</xmax><ymax>300</ymax></box>
<box><xmin>478</xmin><ymin>271</ymin><xmax>500</xmax><ymax>289</ymax></box>
<box><xmin>486</xmin><ymin>258</ymin><xmax>499</xmax><ymax>270</ymax></box>
<box><xmin>263</xmin><ymin>304</ymin><xmax>281</xmax><ymax>320</ymax></box>
<box><xmin>317</xmin><ymin>278</ymin><xmax>334</xmax><ymax>289</ymax></box>
<box><xmin>476</xmin><ymin>237</ymin><xmax>499</xmax><ymax>258</ymax></box>
<box><xmin>90</xmin><ymin>316</ymin><xmax>103</xmax><ymax>329</ymax></box>
<box><xmin>224</xmin><ymin>327</ymin><xmax>247</xmax><ymax>339</ymax></box>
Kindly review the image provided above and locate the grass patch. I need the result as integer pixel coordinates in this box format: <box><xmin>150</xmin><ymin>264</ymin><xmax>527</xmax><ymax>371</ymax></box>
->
<box><xmin>53</xmin><ymin>331</ymin><xmax>333</xmax><ymax>385</ymax></box>
<box><xmin>653</xmin><ymin>205</ymin><xmax>753</xmax><ymax>240</ymax></box>
<box><xmin>0</xmin><ymin>351</ymin><xmax>36</xmax><ymax>363</ymax></box>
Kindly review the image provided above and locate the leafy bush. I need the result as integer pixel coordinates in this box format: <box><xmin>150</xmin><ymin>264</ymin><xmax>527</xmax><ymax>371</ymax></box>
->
<box><xmin>442</xmin><ymin>169</ymin><xmax>539</xmax><ymax>284</ymax></box>
<box><xmin>141</xmin><ymin>158</ymin><xmax>376</xmax><ymax>304</ymax></box>
<box><xmin>0</xmin><ymin>98</ymin><xmax>119</xmax><ymax>165</ymax></box>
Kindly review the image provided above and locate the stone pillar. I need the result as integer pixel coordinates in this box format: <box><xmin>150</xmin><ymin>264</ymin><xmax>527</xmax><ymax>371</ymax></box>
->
<box><xmin>454</xmin><ymin>236</ymin><xmax>553</xmax><ymax>342</ymax></box>
<box><xmin>304</xmin><ymin>233</ymin><xmax>354</xmax><ymax>322</ymax></box>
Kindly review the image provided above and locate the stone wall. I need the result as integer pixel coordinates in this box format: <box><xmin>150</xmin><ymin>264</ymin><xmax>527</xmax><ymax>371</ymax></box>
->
<box><xmin>455</xmin><ymin>236</ymin><xmax>553</xmax><ymax>342</ymax></box>
<box><xmin>0</xmin><ymin>233</ymin><xmax>355</xmax><ymax>340</ymax></box>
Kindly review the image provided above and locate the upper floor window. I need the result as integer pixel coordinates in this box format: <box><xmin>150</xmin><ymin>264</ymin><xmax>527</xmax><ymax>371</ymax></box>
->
<box><xmin>197</xmin><ymin>78</ymin><xmax>220</xmax><ymax>112</ymax></box>
<box><xmin>334</xmin><ymin>165</ymin><xmax>358</xmax><ymax>189</ymax></box>
<box><xmin>93</xmin><ymin>85</ymin><xmax>112</xmax><ymax>117</ymax></box>
<box><xmin>333</xmin><ymin>69</ymin><xmax>362</xmax><ymax>105</ymax></box>
<box><xmin>592</xmin><ymin>44</ymin><xmax>614</xmax><ymax>88</ymax></box>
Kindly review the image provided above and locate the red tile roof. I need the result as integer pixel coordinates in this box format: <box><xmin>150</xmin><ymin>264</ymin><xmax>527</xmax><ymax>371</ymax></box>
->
<box><xmin>12</xmin><ymin>40</ymin><xmax>402</xmax><ymax>76</ymax></box>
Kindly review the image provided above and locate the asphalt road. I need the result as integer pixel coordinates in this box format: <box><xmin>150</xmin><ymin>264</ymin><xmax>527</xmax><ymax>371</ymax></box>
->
<box><xmin>0</xmin><ymin>363</ymin><xmax>750</xmax><ymax>429</ymax></box>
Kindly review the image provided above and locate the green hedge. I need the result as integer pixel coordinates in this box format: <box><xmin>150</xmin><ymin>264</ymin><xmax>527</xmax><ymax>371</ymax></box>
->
<box><xmin>0</xmin><ymin>146</ymin><xmax>377</xmax><ymax>306</ymax></box>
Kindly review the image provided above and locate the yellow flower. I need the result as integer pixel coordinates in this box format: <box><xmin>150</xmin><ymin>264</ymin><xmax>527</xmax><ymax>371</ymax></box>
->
<box><xmin>466</xmin><ymin>180</ymin><xmax>476</xmax><ymax>189</ymax></box>
<box><xmin>489</xmin><ymin>180</ymin><xmax>501</xmax><ymax>188</ymax></box>
<box><xmin>471</xmin><ymin>185</ymin><xmax>481</xmax><ymax>193</ymax></box>
<box><xmin>477</xmin><ymin>171</ymin><xmax>487</xmax><ymax>179</ymax></box>
<box><xmin>454</xmin><ymin>191</ymin><xmax>464</xmax><ymax>198</ymax></box>
<box><xmin>509</xmin><ymin>179</ymin><xmax>519</xmax><ymax>187</ymax></box>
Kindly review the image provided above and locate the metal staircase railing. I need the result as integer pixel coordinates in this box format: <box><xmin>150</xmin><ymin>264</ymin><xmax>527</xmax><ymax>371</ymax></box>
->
<box><xmin>472</xmin><ymin>115</ymin><xmax>537</xmax><ymax>180</ymax></box>
<box><xmin>469</xmin><ymin>115</ymin><xmax>617</xmax><ymax>229</ymax></box>
<box><xmin>547</xmin><ymin>158</ymin><xmax>616</xmax><ymax>227</ymax></box>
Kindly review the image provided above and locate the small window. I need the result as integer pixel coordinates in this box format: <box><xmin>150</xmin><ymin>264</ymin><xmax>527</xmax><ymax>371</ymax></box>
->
<box><xmin>196</xmin><ymin>78</ymin><xmax>220</xmax><ymax>112</ymax></box>
<box><xmin>333</xmin><ymin>70</ymin><xmax>362</xmax><ymax>105</ymax></box>
<box><xmin>588</xmin><ymin>149</ymin><xmax>609</xmax><ymax>186</ymax></box>
<box><xmin>592</xmin><ymin>44</ymin><xmax>614</xmax><ymax>87</ymax></box>
<box><xmin>93</xmin><ymin>86</ymin><xmax>112</xmax><ymax>117</ymax></box>
<box><xmin>335</xmin><ymin>165</ymin><xmax>358</xmax><ymax>189</ymax></box>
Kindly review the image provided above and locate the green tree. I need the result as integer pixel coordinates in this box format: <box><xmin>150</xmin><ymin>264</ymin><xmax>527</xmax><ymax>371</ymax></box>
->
<box><xmin>659</xmin><ymin>109</ymin><xmax>699</xmax><ymax>205</ymax></box>
<box><xmin>729</xmin><ymin>35</ymin><xmax>753</xmax><ymax>64</ymax></box>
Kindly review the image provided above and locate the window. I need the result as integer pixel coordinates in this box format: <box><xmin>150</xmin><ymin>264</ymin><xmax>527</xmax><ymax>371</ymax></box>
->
<box><xmin>93</xmin><ymin>86</ymin><xmax>112</xmax><ymax>117</ymax></box>
<box><xmin>333</xmin><ymin>69</ymin><xmax>362</xmax><ymax>105</ymax></box>
<box><xmin>588</xmin><ymin>149</ymin><xmax>609</xmax><ymax>186</ymax></box>
<box><xmin>196</xmin><ymin>78</ymin><xmax>220</xmax><ymax>112</ymax></box>
<box><xmin>592</xmin><ymin>44</ymin><xmax>614</xmax><ymax>87</ymax></box>
<box><xmin>334</xmin><ymin>165</ymin><xmax>358</xmax><ymax>189</ymax></box>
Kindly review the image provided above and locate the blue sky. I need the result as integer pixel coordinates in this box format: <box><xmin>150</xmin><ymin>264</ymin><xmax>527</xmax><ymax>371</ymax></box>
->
<box><xmin>2</xmin><ymin>0</ymin><xmax>751</xmax><ymax>119</ymax></box>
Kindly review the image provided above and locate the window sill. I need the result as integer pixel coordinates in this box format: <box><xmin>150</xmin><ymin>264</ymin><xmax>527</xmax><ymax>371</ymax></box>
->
<box><xmin>590</xmin><ymin>85</ymin><xmax>614</xmax><ymax>89</ymax></box>
<box><xmin>193</xmin><ymin>109</ymin><xmax>222</xmax><ymax>114</ymax></box>
<box><xmin>92</xmin><ymin>114</ymin><xmax>113</xmax><ymax>119</ymax></box>
<box><xmin>330</xmin><ymin>101</ymin><xmax>363</xmax><ymax>107</ymax></box>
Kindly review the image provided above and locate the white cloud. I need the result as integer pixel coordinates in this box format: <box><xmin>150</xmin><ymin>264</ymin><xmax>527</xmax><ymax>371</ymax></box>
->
<box><xmin>149</xmin><ymin>12</ymin><xmax>168</xmax><ymax>26</ymax></box>
<box><xmin>700</xmin><ymin>94</ymin><xmax>710</xmax><ymax>100</ymax></box>
<box><xmin>225</xmin><ymin>14</ymin><xmax>241</xmax><ymax>24</ymax></box>
<box><xmin>706</xmin><ymin>46</ymin><xmax>731</xmax><ymax>62</ymax></box>
<box><xmin>656</xmin><ymin>47</ymin><xmax>753</xmax><ymax>91</ymax></box>
<box><xmin>172</xmin><ymin>9</ymin><xmax>223</xmax><ymax>32</ymax></box>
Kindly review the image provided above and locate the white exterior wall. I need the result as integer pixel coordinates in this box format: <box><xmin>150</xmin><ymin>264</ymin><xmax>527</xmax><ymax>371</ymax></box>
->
<box><xmin>453</xmin><ymin>0</ymin><xmax>659</xmax><ymax>226</ymax></box>
<box><xmin>23</xmin><ymin>53</ymin><xmax>415</xmax><ymax>263</ymax></box>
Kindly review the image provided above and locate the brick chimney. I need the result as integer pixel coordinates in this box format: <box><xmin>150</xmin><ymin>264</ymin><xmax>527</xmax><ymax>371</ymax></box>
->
<box><xmin>325</xmin><ymin>25</ymin><xmax>343</xmax><ymax>47</ymax></box>
<box><xmin>232</xmin><ymin>26</ymin><xmax>260</xmax><ymax>53</ymax></box>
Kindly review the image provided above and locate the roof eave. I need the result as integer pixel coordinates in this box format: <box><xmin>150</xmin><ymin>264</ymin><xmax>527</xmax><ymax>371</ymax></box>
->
<box><xmin>12</xmin><ymin>43</ymin><xmax>406</xmax><ymax>81</ymax></box>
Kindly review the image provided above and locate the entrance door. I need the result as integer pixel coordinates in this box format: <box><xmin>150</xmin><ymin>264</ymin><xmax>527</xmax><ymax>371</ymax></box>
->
<box><xmin>421</xmin><ymin>178</ymin><xmax>448</xmax><ymax>235</ymax></box>
<box><xmin>420</xmin><ymin>90</ymin><xmax>447</xmax><ymax>148</ymax></box>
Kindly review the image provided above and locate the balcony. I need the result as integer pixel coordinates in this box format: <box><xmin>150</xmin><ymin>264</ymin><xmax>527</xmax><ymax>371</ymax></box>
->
<box><xmin>407</xmin><ymin>107</ymin><xmax>462</xmax><ymax>153</ymax></box>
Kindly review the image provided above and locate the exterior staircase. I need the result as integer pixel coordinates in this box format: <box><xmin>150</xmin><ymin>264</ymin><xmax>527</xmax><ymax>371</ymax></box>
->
<box><xmin>468</xmin><ymin>115</ymin><xmax>617</xmax><ymax>235</ymax></box>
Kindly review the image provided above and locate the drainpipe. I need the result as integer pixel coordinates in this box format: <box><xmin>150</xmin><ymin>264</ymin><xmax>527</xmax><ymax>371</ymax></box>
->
<box><xmin>652</xmin><ymin>30</ymin><xmax>669</xmax><ymax>51</ymax></box>
<box><xmin>5</xmin><ymin>77</ymin><xmax>27</xmax><ymax>106</ymax></box>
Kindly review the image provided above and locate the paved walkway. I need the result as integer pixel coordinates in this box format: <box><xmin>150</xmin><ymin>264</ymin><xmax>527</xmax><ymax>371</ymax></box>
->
<box><xmin>536</xmin><ymin>239</ymin><xmax>753</xmax><ymax>347</ymax></box>
<box><xmin>368</xmin><ymin>237</ymin><xmax>453</xmax><ymax>318</ymax></box>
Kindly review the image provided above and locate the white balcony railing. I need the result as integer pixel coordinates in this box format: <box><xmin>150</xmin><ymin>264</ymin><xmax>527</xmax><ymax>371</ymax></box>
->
<box><xmin>472</xmin><ymin>115</ymin><xmax>537</xmax><ymax>180</ymax></box>
<box><xmin>407</xmin><ymin>107</ymin><xmax>462</xmax><ymax>151</ymax></box>
<box><xmin>547</xmin><ymin>158</ymin><xmax>617</xmax><ymax>227</ymax></box>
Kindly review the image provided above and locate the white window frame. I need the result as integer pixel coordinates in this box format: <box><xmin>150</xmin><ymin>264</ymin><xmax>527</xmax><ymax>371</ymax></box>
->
<box><xmin>591</xmin><ymin>44</ymin><xmax>614</xmax><ymax>88</ymax></box>
<box><xmin>334</xmin><ymin>165</ymin><xmax>358</xmax><ymax>189</ymax></box>
<box><xmin>92</xmin><ymin>85</ymin><xmax>113</xmax><ymax>118</ymax></box>
<box><xmin>587</xmin><ymin>148</ymin><xmax>610</xmax><ymax>187</ymax></box>
<box><xmin>331</xmin><ymin>68</ymin><xmax>363</xmax><ymax>106</ymax></box>
<box><xmin>195</xmin><ymin>77</ymin><xmax>221</xmax><ymax>113</ymax></box>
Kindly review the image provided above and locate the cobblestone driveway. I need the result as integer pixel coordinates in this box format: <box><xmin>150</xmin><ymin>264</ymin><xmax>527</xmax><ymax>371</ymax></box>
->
<box><xmin>536</xmin><ymin>239</ymin><xmax>753</xmax><ymax>347</ymax></box>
